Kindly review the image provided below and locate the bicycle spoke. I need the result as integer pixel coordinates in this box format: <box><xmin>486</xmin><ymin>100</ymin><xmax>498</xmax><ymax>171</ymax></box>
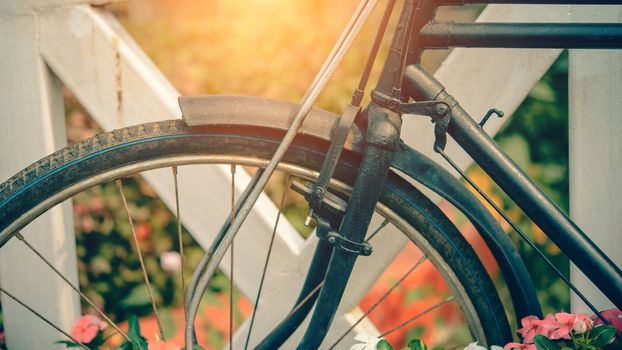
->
<box><xmin>172</xmin><ymin>166</ymin><xmax>187</xmax><ymax>323</ymax></box>
<box><xmin>229</xmin><ymin>164</ymin><xmax>236</xmax><ymax>350</ymax></box>
<box><xmin>244</xmin><ymin>175</ymin><xmax>291</xmax><ymax>350</ymax></box>
<box><xmin>379</xmin><ymin>296</ymin><xmax>455</xmax><ymax>338</ymax></box>
<box><xmin>365</xmin><ymin>218</ymin><xmax>390</xmax><ymax>242</ymax></box>
<box><xmin>0</xmin><ymin>286</ymin><xmax>90</xmax><ymax>350</ymax></box>
<box><xmin>329</xmin><ymin>254</ymin><xmax>428</xmax><ymax>349</ymax></box>
<box><xmin>13</xmin><ymin>231</ymin><xmax>130</xmax><ymax>342</ymax></box>
<box><xmin>116</xmin><ymin>179</ymin><xmax>165</xmax><ymax>340</ymax></box>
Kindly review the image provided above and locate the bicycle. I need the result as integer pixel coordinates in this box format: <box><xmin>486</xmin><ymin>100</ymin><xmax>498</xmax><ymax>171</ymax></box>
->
<box><xmin>1</xmin><ymin>0</ymin><xmax>621</xmax><ymax>349</ymax></box>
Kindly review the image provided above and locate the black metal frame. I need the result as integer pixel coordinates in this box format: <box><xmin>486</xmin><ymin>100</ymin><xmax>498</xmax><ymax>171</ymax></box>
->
<box><xmin>258</xmin><ymin>0</ymin><xmax>622</xmax><ymax>348</ymax></box>
<box><xmin>404</xmin><ymin>64</ymin><xmax>622</xmax><ymax>308</ymax></box>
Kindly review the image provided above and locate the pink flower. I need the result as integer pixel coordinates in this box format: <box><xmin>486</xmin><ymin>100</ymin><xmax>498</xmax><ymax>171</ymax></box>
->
<box><xmin>592</xmin><ymin>308</ymin><xmax>622</xmax><ymax>332</ymax></box>
<box><xmin>504</xmin><ymin>342</ymin><xmax>536</xmax><ymax>350</ymax></box>
<box><xmin>517</xmin><ymin>315</ymin><xmax>557</xmax><ymax>343</ymax></box>
<box><xmin>70</xmin><ymin>315</ymin><xmax>107</xmax><ymax>344</ymax></box>
<box><xmin>148</xmin><ymin>339</ymin><xmax>181</xmax><ymax>350</ymax></box>
<box><xmin>549</xmin><ymin>312</ymin><xmax>576</xmax><ymax>340</ymax></box>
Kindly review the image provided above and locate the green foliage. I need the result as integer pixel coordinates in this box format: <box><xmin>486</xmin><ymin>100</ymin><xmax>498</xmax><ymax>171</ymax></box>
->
<box><xmin>377</xmin><ymin>339</ymin><xmax>395</xmax><ymax>350</ymax></box>
<box><xmin>588</xmin><ymin>325</ymin><xmax>616</xmax><ymax>348</ymax></box>
<box><xmin>530</xmin><ymin>325</ymin><xmax>617</xmax><ymax>350</ymax></box>
<box><xmin>407</xmin><ymin>338</ymin><xmax>428</xmax><ymax>350</ymax></box>
<box><xmin>120</xmin><ymin>315</ymin><xmax>148</xmax><ymax>350</ymax></box>
<box><xmin>534</xmin><ymin>335</ymin><xmax>561</xmax><ymax>350</ymax></box>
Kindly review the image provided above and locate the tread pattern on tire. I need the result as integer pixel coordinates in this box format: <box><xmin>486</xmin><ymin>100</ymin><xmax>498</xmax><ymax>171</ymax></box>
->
<box><xmin>0</xmin><ymin>120</ymin><xmax>185</xmax><ymax>205</ymax></box>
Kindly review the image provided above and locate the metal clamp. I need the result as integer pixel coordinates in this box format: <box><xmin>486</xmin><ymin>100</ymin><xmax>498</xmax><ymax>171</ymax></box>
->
<box><xmin>323</xmin><ymin>231</ymin><xmax>373</xmax><ymax>256</ymax></box>
<box><xmin>315</xmin><ymin>217</ymin><xmax>373</xmax><ymax>256</ymax></box>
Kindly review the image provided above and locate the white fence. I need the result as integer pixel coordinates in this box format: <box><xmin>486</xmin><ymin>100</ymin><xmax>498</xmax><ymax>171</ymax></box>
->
<box><xmin>0</xmin><ymin>1</ymin><xmax>620</xmax><ymax>348</ymax></box>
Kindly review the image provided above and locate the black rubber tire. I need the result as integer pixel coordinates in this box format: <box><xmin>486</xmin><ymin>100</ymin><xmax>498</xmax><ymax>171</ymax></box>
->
<box><xmin>0</xmin><ymin>120</ymin><xmax>512</xmax><ymax>345</ymax></box>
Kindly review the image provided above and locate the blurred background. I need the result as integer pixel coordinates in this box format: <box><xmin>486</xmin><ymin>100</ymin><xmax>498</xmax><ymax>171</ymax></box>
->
<box><xmin>0</xmin><ymin>0</ymin><xmax>570</xmax><ymax>348</ymax></box>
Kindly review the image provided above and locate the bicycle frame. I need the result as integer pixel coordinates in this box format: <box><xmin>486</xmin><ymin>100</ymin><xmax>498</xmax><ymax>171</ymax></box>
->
<box><xmin>257</xmin><ymin>0</ymin><xmax>622</xmax><ymax>348</ymax></box>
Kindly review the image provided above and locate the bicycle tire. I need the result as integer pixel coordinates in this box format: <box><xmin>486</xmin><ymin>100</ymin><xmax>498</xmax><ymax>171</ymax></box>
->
<box><xmin>0</xmin><ymin>118</ymin><xmax>513</xmax><ymax>347</ymax></box>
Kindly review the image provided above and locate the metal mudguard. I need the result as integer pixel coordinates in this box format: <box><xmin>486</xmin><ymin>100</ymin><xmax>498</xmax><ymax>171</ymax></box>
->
<box><xmin>180</xmin><ymin>95</ymin><xmax>366</xmax><ymax>151</ymax></box>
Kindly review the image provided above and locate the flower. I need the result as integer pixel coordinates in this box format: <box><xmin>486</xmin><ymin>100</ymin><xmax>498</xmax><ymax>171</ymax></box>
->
<box><xmin>592</xmin><ymin>307</ymin><xmax>622</xmax><ymax>332</ymax></box>
<box><xmin>351</xmin><ymin>333</ymin><xmax>382</xmax><ymax>350</ymax></box>
<box><xmin>549</xmin><ymin>312</ymin><xmax>576</xmax><ymax>340</ymax></box>
<box><xmin>464</xmin><ymin>342</ymin><xmax>503</xmax><ymax>350</ymax></box>
<box><xmin>517</xmin><ymin>315</ymin><xmax>557</xmax><ymax>343</ymax></box>
<box><xmin>148</xmin><ymin>339</ymin><xmax>181</xmax><ymax>350</ymax></box>
<box><xmin>464</xmin><ymin>342</ymin><xmax>487</xmax><ymax>350</ymax></box>
<box><xmin>572</xmin><ymin>313</ymin><xmax>592</xmax><ymax>334</ymax></box>
<box><xmin>504</xmin><ymin>342</ymin><xmax>536</xmax><ymax>350</ymax></box>
<box><xmin>160</xmin><ymin>251</ymin><xmax>182</xmax><ymax>272</ymax></box>
<box><xmin>70</xmin><ymin>315</ymin><xmax>107</xmax><ymax>344</ymax></box>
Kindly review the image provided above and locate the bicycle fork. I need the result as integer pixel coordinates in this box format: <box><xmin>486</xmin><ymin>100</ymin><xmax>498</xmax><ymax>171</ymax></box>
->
<box><xmin>296</xmin><ymin>103</ymin><xmax>402</xmax><ymax>349</ymax></box>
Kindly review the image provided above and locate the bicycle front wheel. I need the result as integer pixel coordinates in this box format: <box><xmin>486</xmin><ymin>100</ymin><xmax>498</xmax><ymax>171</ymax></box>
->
<box><xmin>0</xmin><ymin>117</ymin><xmax>512</xmax><ymax>348</ymax></box>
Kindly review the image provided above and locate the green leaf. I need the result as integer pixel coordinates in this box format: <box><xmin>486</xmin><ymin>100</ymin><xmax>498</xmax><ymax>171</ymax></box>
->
<box><xmin>87</xmin><ymin>332</ymin><xmax>106</xmax><ymax>348</ymax></box>
<box><xmin>431</xmin><ymin>347</ymin><xmax>444</xmax><ymax>350</ymax></box>
<box><xmin>120</xmin><ymin>284</ymin><xmax>160</xmax><ymax>308</ymax></box>
<box><xmin>55</xmin><ymin>340</ymin><xmax>82</xmax><ymax>348</ymax></box>
<box><xmin>127</xmin><ymin>314</ymin><xmax>141</xmax><ymax>337</ymax></box>
<box><xmin>529</xmin><ymin>80</ymin><xmax>556</xmax><ymax>102</ymax></box>
<box><xmin>377</xmin><ymin>339</ymin><xmax>395</xmax><ymax>350</ymax></box>
<box><xmin>408</xmin><ymin>338</ymin><xmax>427</xmax><ymax>350</ymax></box>
<box><xmin>534</xmin><ymin>334</ymin><xmax>561</xmax><ymax>350</ymax></box>
<box><xmin>120</xmin><ymin>315</ymin><xmax>148</xmax><ymax>350</ymax></box>
<box><xmin>590</xmin><ymin>325</ymin><xmax>616</xmax><ymax>348</ymax></box>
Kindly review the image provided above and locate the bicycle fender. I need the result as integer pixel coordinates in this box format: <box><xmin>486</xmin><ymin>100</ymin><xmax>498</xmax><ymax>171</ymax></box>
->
<box><xmin>392</xmin><ymin>144</ymin><xmax>542</xmax><ymax>321</ymax></box>
<box><xmin>179</xmin><ymin>95</ymin><xmax>366</xmax><ymax>151</ymax></box>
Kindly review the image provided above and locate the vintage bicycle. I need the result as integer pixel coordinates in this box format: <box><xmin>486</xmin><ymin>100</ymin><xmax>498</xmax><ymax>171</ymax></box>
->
<box><xmin>0</xmin><ymin>0</ymin><xmax>621</xmax><ymax>349</ymax></box>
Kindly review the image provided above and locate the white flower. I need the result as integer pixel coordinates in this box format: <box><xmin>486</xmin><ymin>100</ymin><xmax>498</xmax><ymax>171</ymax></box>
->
<box><xmin>351</xmin><ymin>333</ymin><xmax>381</xmax><ymax>350</ymax></box>
<box><xmin>160</xmin><ymin>251</ymin><xmax>182</xmax><ymax>272</ymax></box>
<box><xmin>573</xmin><ymin>318</ymin><xmax>589</xmax><ymax>333</ymax></box>
<box><xmin>463</xmin><ymin>343</ymin><xmax>504</xmax><ymax>350</ymax></box>
<box><xmin>463</xmin><ymin>342</ymin><xmax>488</xmax><ymax>350</ymax></box>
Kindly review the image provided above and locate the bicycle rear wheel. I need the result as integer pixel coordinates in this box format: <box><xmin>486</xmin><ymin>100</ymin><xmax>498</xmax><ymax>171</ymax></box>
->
<box><xmin>0</xmin><ymin>117</ymin><xmax>513</xmax><ymax>348</ymax></box>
